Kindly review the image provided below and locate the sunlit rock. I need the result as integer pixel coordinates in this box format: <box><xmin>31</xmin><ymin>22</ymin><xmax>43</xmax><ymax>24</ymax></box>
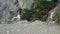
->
<box><xmin>18</xmin><ymin>0</ymin><xmax>34</xmax><ymax>9</ymax></box>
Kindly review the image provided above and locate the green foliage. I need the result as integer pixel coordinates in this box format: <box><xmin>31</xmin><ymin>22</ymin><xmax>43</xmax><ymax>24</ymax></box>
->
<box><xmin>35</xmin><ymin>2</ymin><xmax>48</xmax><ymax>9</ymax></box>
<box><xmin>52</xmin><ymin>0</ymin><xmax>58</xmax><ymax>2</ymax></box>
<box><xmin>21</xmin><ymin>9</ymin><xmax>36</xmax><ymax>20</ymax></box>
<box><xmin>56</xmin><ymin>8</ymin><xmax>60</xmax><ymax>24</ymax></box>
<box><xmin>21</xmin><ymin>0</ymin><xmax>59</xmax><ymax>21</ymax></box>
<box><xmin>35</xmin><ymin>0</ymin><xmax>49</xmax><ymax>9</ymax></box>
<box><xmin>21</xmin><ymin>9</ymin><xmax>47</xmax><ymax>20</ymax></box>
<box><xmin>35</xmin><ymin>10</ymin><xmax>47</xmax><ymax>19</ymax></box>
<box><xmin>35</xmin><ymin>0</ymin><xmax>58</xmax><ymax>9</ymax></box>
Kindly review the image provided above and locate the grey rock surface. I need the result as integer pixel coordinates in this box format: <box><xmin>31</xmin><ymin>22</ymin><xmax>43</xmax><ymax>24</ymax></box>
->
<box><xmin>0</xmin><ymin>0</ymin><xmax>18</xmax><ymax>23</ymax></box>
<box><xmin>0</xmin><ymin>0</ymin><xmax>34</xmax><ymax>24</ymax></box>
<box><xmin>0</xmin><ymin>21</ymin><xmax>60</xmax><ymax>34</ymax></box>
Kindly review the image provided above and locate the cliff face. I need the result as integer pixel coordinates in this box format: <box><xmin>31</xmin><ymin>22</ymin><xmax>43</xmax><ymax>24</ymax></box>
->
<box><xmin>18</xmin><ymin>0</ymin><xmax>34</xmax><ymax>9</ymax></box>
<box><xmin>0</xmin><ymin>0</ymin><xmax>34</xmax><ymax>23</ymax></box>
<box><xmin>0</xmin><ymin>0</ymin><xmax>18</xmax><ymax>23</ymax></box>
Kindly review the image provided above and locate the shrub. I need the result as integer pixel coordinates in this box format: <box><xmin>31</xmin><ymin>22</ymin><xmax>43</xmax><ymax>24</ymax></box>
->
<box><xmin>21</xmin><ymin>9</ymin><xmax>36</xmax><ymax>20</ymax></box>
<box><xmin>35</xmin><ymin>10</ymin><xmax>47</xmax><ymax>19</ymax></box>
<box><xmin>21</xmin><ymin>8</ymin><xmax>47</xmax><ymax>20</ymax></box>
<box><xmin>35</xmin><ymin>0</ymin><xmax>58</xmax><ymax>9</ymax></box>
<box><xmin>21</xmin><ymin>0</ymin><xmax>59</xmax><ymax>21</ymax></box>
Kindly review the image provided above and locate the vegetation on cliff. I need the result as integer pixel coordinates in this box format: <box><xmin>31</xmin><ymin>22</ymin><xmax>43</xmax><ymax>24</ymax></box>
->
<box><xmin>20</xmin><ymin>0</ymin><xmax>59</xmax><ymax>21</ymax></box>
<box><xmin>56</xmin><ymin>7</ymin><xmax>60</xmax><ymax>24</ymax></box>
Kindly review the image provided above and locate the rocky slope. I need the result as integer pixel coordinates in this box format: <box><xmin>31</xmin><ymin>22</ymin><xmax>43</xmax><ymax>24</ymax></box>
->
<box><xmin>0</xmin><ymin>0</ymin><xmax>34</xmax><ymax>24</ymax></box>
